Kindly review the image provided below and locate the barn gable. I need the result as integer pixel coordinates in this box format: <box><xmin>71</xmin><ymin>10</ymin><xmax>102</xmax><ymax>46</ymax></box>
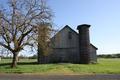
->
<box><xmin>49</xmin><ymin>25</ymin><xmax>80</xmax><ymax>63</ymax></box>
<box><xmin>51</xmin><ymin>25</ymin><xmax>79</xmax><ymax>48</ymax></box>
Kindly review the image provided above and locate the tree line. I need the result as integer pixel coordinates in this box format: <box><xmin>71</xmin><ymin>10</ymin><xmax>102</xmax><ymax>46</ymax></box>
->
<box><xmin>97</xmin><ymin>54</ymin><xmax>120</xmax><ymax>58</ymax></box>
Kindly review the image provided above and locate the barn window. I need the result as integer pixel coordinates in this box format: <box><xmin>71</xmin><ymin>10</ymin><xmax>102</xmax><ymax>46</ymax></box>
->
<box><xmin>68</xmin><ymin>31</ymin><xmax>72</xmax><ymax>39</ymax></box>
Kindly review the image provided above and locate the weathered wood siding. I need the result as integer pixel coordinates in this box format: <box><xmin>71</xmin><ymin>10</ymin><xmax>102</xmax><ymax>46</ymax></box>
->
<box><xmin>90</xmin><ymin>45</ymin><xmax>97</xmax><ymax>63</ymax></box>
<box><xmin>50</xmin><ymin>26</ymin><xmax>80</xmax><ymax>63</ymax></box>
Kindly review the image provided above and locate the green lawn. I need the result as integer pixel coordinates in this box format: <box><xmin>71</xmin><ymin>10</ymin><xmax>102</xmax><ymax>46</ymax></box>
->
<box><xmin>0</xmin><ymin>58</ymin><xmax>120</xmax><ymax>74</ymax></box>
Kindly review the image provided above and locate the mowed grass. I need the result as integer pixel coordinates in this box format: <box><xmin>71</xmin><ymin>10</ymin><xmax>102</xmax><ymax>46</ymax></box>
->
<box><xmin>0</xmin><ymin>58</ymin><xmax>120</xmax><ymax>74</ymax></box>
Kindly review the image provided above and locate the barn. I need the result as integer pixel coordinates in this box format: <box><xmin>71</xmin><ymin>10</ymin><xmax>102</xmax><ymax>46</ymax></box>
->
<box><xmin>38</xmin><ymin>24</ymin><xmax>98</xmax><ymax>64</ymax></box>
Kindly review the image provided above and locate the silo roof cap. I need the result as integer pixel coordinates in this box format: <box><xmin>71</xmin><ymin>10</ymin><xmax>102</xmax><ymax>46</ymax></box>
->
<box><xmin>77</xmin><ymin>24</ymin><xmax>91</xmax><ymax>30</ymax></box>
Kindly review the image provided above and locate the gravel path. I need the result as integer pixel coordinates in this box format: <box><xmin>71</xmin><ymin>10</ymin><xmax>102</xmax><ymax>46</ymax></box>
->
<box><xmin>0</xmin><ymin>74</ymin><xmax>120</xmax><ymax>80</ymax></box>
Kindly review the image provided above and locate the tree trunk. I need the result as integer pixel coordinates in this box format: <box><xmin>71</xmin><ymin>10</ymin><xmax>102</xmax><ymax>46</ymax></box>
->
<box><xmin>11</xmin><ymin>52</ymin><xmax>18</xmax><ymax>68</ymax></box>
<box><xmin>37</xmin><ymin>45</ymin><xmax>41</xmax><ymax>64</ymax></box>
<box><xmin>37</xmin><ymin>45</ymin><xmax>45</xmax><ymax>64</ymax></box>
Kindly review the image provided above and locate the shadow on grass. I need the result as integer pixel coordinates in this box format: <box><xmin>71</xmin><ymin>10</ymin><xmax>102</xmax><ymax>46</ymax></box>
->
<box><xmin>0</xmin><ymin>62</ymin><xmax>38</xmax><ymax>66</ymax></box>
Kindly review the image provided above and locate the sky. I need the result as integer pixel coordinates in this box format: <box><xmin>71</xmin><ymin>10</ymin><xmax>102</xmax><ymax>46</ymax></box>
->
<box><xmin>0</xmin><ymin>0</ymin><xmax>120</xmax><ymax>55</ymax></box>
<box><xmin>48</xmin><ymin>0</ymin><xmax>120</xmax><ymax>54</ymax></box>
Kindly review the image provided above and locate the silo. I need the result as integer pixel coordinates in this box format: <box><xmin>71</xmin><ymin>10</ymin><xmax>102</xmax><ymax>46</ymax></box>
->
<box><xmin>77</xmin><ymin>24</ymin><xmax>91</xmax><ymax>64</ymax></box>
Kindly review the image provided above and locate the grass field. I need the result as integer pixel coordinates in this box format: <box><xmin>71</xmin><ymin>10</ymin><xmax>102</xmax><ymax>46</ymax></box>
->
<box><xmin>0</xmin><ymin>58</ymin><xmax>120</xmax><ymax>74</ymax></box>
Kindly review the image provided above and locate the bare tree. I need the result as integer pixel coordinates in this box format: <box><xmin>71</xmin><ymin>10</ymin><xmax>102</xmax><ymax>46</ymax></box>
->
<box><xmin>0</xmin><ymin>46</ymin><xmax>12</xmax><ymax>57</ymax></box>
<box><xmin>0</xmin><ymin>0</ymin><xmax>52</xmax><ymax>68</ymax></box>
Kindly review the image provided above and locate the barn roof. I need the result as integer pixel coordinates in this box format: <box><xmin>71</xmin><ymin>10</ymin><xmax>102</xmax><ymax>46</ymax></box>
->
<box><xmin>51</xmin><ymin>25</ymin><xmax>97</xmax><ymax>50</ymax></box>
<box><xmin>63</xmin><ymin>25</ymin><xmax>78</xmax><ymax>35</ymax></box>
<box><xmin>90</xmin><ymin>44</ymin><xmax>98</xmax><ymax>50</ymax></box>
<box><xmin>51</xmin><ymin>25</ymin><xmax>78</xmax><ymax>39</ymax></box>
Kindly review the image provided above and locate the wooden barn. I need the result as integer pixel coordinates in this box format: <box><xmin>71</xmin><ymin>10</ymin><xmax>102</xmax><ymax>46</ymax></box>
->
<box><xmin>38</xmin><ymin>24</ymin><xmax>98</xmax><ymax>64</ymax></box>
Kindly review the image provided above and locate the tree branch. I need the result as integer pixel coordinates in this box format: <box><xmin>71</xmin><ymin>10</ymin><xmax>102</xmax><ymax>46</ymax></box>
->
<box><xmin>0</xmin><ymin>42</ymin><xmax>13</xmax><ymax>52</ymax></box>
